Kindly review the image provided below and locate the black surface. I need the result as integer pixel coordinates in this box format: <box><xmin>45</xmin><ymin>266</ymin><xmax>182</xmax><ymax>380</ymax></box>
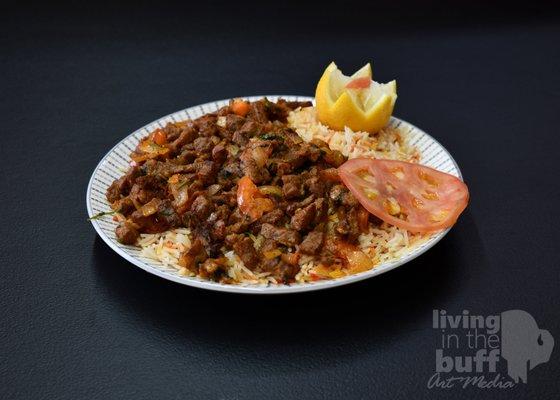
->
<box><xmin>2</xmin><ymin>3</ymin><xmax>560</xmax><ymax>399</ymax></box>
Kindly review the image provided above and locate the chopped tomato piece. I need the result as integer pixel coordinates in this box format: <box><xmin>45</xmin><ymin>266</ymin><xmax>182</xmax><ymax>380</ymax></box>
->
<box><xmin>336</xmin><ymin>242</ymin><xmax>374</xmax><ymax>273</ymax></box>
<box><xmin>152</xmin><ymin>129</ymin><xmax>167</xmax><ymax>145</ymax></box>
<box><xmin>131</xmin><ymin>137</ymin><xmax>169</xmax><ymax>162</ymax></box>
<box><xmin>168</xmin><ymin>174</ymin><xmax>180</xmax><ymax>184</ymax></box>
<box><xmin>231</xmin><ymin>99</ymin><xmax>250</xmax><ymax>117</ymax></box>
<box><xmin>281</xmin><ymin>252</ymin><xmax>300</xmax><ymax>266</ymax></box>
<box><xmin>345</xmin><ymin>77</ymin><xmax>371</xmax><ymax>89</ymax></box>
<box><xmin>237</xmin><ymin>176</ymin><xmax>274</xmax><ymax>220</ymax></box>
<box><xmin>357</xmin><ymin>206</ymin><xmax>370</xmax><ymax>232</ymax></box>
<box><xmin>338</xmin><ymin>158</ymin><xmax>469</xmax><ymax>233</ymax></box>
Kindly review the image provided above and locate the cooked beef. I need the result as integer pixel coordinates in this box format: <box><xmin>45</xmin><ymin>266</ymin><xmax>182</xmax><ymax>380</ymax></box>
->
<box><xmin>260</xmin><ymin>223</ymin><xmax>301</xmax><ymax>247</ymax></box>
<box><xmin>195</xmin><ymin>114</ymin><xmax>219</xmax><ymax>136</ymax></box>
<box><xmin>247</xmin><ymin>101</ymin><xmax>269</xmax><ymax>124</ymax></box>
<box><xmin>290</xmin><ymin>203</ymin><xmax>316</xmax><ymax>232</ymax></box>
<box><xmin>299</xmin><ymin>231</ymin><xmax>324</xmax><ymax>255</ymax></box>
<box><xmin>179</xmin><ymin>238</ymin><xmax>207</xmax><ymax>272</ymax></box>
<box><xmin>239</xmin><ymin>141</ymin><xmax>272</xmax><ymax>184</ymax></box>
<box><xmin>305</xmin><ymin>176</ymin><xmax>326</xmax><ymax>197</ymax></box>
<box><xmin>115</xmin><ymin>222</ymin><xmax>139</xmax><ymax>245</ymax></box>
<box><xmin>196</xmin><ymin>160</ymin><xmax>218</xmax><ymax>185</ymax></box>
<box><xmin>286</xmin><ymin>195</ymin><xmax>315</xmax><ymax>215</ymax></box>
<box><xmin>233</xmin><ymin>120</ymin><xmax>261</xmax><ymax>146</ymax></box>
<box><xmin>274</xmin><ymin>261</ymin><xmax>299</xmax><ymax>283</ymax></box>
<box><xmin>230</xmin><ymin>235</ymin><xmax>260</xmax><ymax>269</ymax></box>
<box><xmin>199</xmin><ymin>258</ymin><xmax>227</xmax><ymax>280</ymax></box>
<box><xmin>168</xmin><ymin>123</ymin><xmax>197</xmax><ymax>153</ymax></box>
<box><xmin>106</xmin><ymin>98</ymin><xmax>368</xmax><ymax>284</ymax></box>
<box><xmin>225</xmin><ymin>114</ymin><xmax>245</xmax><ymax>132</ymax></box>
<box><xmin>313</xmin><ymin>198</ymin><xmax>328</xmax><ymax>224</ymax></box>
<box><xmin>193</xmin><ymin>136</ymin><xmax>215</xmax><ymax>153</ymax></box>
<box><xmin>260</xmin><ymin>209</ymin><xmax>285</xmax><ymax>225</ymax></box>
<box><xmin>282</xmin><ymin>174</ymin><xmax>305</xmax><ymax>199</ymax></box>
<box><xmin>190</xmin><ymin>194</ymin><xmax>213</xmax><ymax>220</ymax></box>
<box><xmin>129</xmin><ymin>175</ymin><xmax>167</xmax><ymax>205</ymax></box>
<box><xmin>129</xmin><ymin>199</ymin><xmax>180</xmax><ymax>234</ymax></box>
<box><xmin>106</xmin><ymin>166</ymin><xmax>141</xmax><ymax>203</ymax></box>
<box><xmin>211</xmin><ymin>143</ymin><xmax>228</xmax><ymax>164</ymax></box>
<box><xmin>278</xmin><ymin>99</ymin><xmax>313</xmax><ymax>111</ymax></box>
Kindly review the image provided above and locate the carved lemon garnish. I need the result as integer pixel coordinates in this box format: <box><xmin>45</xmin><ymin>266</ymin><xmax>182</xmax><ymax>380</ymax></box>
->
<box><xmin>315</xmin><ymin>62</ymin><xmax>397</xmax><ymax>133</ymax></box>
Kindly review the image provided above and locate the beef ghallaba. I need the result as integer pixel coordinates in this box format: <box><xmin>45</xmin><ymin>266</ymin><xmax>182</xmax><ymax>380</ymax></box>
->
<box><xmin>106</xmin><ymin>98</ymin><xmax>382</xmax><ymax>283</ymax></box>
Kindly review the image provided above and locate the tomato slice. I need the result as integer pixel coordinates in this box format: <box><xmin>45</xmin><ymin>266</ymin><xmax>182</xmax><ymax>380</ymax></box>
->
<box><xmin>345</xmin><ymin>77</ymin><xmax>371</xmax><ymax>89</ymax></box>
<box><xmin>338</xmin><ymin>158</ymin><xmax>469</xmax><ymax>233</ymax></box>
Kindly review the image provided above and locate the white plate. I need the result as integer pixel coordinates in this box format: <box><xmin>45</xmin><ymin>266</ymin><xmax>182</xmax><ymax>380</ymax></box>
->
<box><xmin>87</xmin><ymin>95</ymin><xmax>463</xmax><ymax>294</ymax></box>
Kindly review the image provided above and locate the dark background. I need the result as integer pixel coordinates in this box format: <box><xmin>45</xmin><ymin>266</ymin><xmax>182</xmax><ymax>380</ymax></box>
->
<box><xmin>2</xmin><ymin>1</ymin><xmax>560</xmax><ymax>399</ymax></box>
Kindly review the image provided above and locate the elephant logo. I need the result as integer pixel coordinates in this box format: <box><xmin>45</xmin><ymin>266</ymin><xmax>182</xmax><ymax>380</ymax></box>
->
<box><xmin>501</xmin><ymin>310</ymin><xmax>554</xmax><ymax>383</ymax></box>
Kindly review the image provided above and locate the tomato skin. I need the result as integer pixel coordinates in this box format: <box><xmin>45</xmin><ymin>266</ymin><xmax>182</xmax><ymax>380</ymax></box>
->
<box><xmin>237</xmin><ymin>176</ymin><xmax>274</xmax><ymax>220</ymax></box>
<box><xmin>338</xmin><ymin>158</ymin><xmax>469</xmax><ymax>233</ymax></box>
<box><xmin>231</xmin><ymin>99</ymin><xmax>250</xmax><ymax>117</ymax></box>
<box><xmin>152</xmin><ymin>129</ymin><xmax>167</xmax><ymax>145</ymax></box>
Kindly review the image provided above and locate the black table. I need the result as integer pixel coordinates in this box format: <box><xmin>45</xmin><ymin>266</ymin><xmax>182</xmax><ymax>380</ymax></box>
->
<box><xmin>2</xmin><ymin>3</ymin><xmax>559</xmax><ymax>399</ymax></box>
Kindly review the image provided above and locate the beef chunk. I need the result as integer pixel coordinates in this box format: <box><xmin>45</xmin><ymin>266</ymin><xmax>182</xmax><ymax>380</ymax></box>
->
<box><xmin>225</xmin><ymin>114</ymin><xmax>245</xmax><ymax>132</ymax></box>
<box><xmin>115</xmin><ymin>222</ymin><xmax>139</xmax><ymax>245</ymax></box>
<box><xmin>129</xmin><ymin>199</ymin><xmax>180</xmax><ymax>233</ymax></box>
<box><xmin>193</xmin><ymin>136</ymin><xmax>214</xmax><ymax>153</ymax></box>
<box><xmin>199</xmin><ymin>258</ymin><xmax>228</xmax><ymax>280</ymax></box>
<box><xmin>247</xmin><ymin>100</ymin><xmax>269</xmax><ymax>124</ymax></box>
<box><xmin>211</xmin><ymin>143</ymin><xmax>228</xmax><ymax>164</ymax></box>
<box><xmin>177</xmin><ymin>149</ymin><xmax>198</xmax><ymax>164</ymax></box>
<box><xmin>129</xmin><ymin>175</ymin><xmax>166</xmax><ymax>205</ymax></box>
<box><xmin>282</xmin><ymin>174</ymin><xmax>305</xmax><ymax>199</ymax></box>
<box><xmin>278</xmin><ymin>99</ymin><xmax>313</xmax><ymax>110</ymax></box>
<box><xmin>275</xmin><ymin>261</ymin><xmax>299</xmax><ymax>283</ymax></box>
<box><xmin>179</xmin><ymin>238</ymin><xmax>208</xmax><ymax>272</ymax></box>
<box><xmin>196</xmin><ymin>160</ymin><xmax>218</xmax><ymax>185</ymax></box>
<box><xmin>190</xmin><ymin>194</ymin><xmax>213</xmax><ymax>220</ymax></box>
<box><xmin>260</xmin><ymin>209</ymin><xmax>285</xmax><ymax>225</ymax></box>
<box><xmin>313</xmin><ymin>198</ymin><xmax>328</xmax><ymax>224</ymax></box>
<box><xmin>346</xmin><ymin>207</ymin><xmax>362</xmax><ymax>242</ymax></box>
<box><xmin>260</xmin><ymin>223</ymin><xmax>301</xmax><ymax>247</ymax></box>
<box><xmin>230</xmin><ymin>235</ymin><xmax>260</xmax><ymax>269</ymax></box>
<box><xmin>290</xmin><ymin>203</ymin><xmax>316</xmax><ymax>231</ymax></box>
<box><xmin>106</xmin><ymin>166</ymin><xmax>141</xmax><ymax>203</ymax></box>
<box><xmin>195</xmin><ymin>115</ymin><xmax>219</xmax><ymax>136</ymax></box>
<box><xmin>286</xmin><ymin>195</ymin><xmax>315</xmax><ymax>215</ymax></box>
<box><xmin>305</xmin><ymin>176</ymin><xmax>326</xmax><ymax>197</ymax></box>
<box><xmin>168</xmin><ymin>123</ymin><xmax>197</xmax><ymax>153</ymax></box>
<box><xmin>239</xmin><ymin>141</ymin><xmax>272</xmax><ymax>184</ymax></box>
<box><xmin>329</xmin><ymin>184</ymin><xmax>346</xmax><ymax>204</ymax></box>
<box><xmin>342</xmin><ymin>191</ymin><xmax>359</xmax><ymax>207</ymax></box>
<box><xmin>299</xmin><ymin>231</ymin><xmax>324</xmax><ymax>255</ymax></box>
<box><xmin>335</xmin><ymin>206</ymin><xmax>361</xmax><ymax>243</ymax></box>
<box><xmin>233</xmin><ymin>120</ymin><xmax>261</xmax><ymax>146</ymax></box>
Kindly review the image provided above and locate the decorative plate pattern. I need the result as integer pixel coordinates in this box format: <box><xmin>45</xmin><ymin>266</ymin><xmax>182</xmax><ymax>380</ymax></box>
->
<box><xmin>87</xmin><ymin>95</ymin><xmax>463</xmax><ymax>294</ymax></box>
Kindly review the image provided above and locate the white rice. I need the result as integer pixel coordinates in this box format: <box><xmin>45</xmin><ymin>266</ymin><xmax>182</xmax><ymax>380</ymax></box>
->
<box><xmin>137</xmin><ymin>106</ymin><xmax>429</xmax><ymax>284</ymax></box>
<box><xmin>287</xmin><ymin>106</ymin><xmax>420</xmax><ymax>163</ymax></box>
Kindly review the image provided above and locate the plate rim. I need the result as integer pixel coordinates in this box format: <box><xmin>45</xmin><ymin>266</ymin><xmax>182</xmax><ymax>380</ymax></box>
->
<box><xmin>87</xmin><ymin>95</ymin><xmax>462</xmax><ymax>294</ymax></box>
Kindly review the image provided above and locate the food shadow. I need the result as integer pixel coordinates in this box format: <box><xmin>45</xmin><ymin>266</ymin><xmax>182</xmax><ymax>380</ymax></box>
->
<box><xmin>91</xmin><ymin>211</ymin><xmax>482</xmax><ymax>374</ymax></box>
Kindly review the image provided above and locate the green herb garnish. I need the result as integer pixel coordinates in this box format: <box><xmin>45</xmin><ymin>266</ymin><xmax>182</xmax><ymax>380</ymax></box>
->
<box><xmin>87</xmin><ymin>211</ymin><xmax>117</xmax><ymax>221</ymax></box>
<box><xmin>260</xmin><ymin>133</ymin><xmax>282</xmax><ymax>141</ymax></box>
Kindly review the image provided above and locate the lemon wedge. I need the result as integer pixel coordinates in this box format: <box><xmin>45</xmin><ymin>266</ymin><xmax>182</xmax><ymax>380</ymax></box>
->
<box><xmin>315</xmin><ymin>62</ymin><xmax>397</xmax><ymax>133</ymax></box>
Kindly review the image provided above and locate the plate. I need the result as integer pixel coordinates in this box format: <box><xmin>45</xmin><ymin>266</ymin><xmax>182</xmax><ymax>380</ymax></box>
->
<box><xmin>87</xmin><ymin>95</ymin><xmax>463</xmax><ymax>294</ymax></box>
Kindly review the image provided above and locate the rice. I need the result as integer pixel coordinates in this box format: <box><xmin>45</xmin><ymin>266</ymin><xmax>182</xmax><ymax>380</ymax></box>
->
<box><xmin>287</xmin><ymin>106</ymin><xmax>420</xmax><ymax>163</ymax></box>
<box><xmin>137</xmin><ymin>106</ymin><xmax>430</xmax><ymax>285</ymax></box>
